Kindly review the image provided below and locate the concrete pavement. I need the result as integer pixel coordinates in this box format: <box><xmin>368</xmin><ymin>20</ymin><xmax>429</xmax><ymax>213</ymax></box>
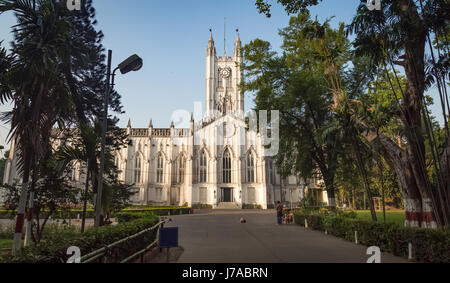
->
<box><xmin>164</xmin><ymin>209</ymin><xmax>407</xmax><ymax>263</ymax></box>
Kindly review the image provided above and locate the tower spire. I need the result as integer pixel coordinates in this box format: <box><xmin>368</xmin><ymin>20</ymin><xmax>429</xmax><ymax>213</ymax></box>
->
<box><xmin>224</xmin><ymin>17</ymin><xmax>227</xmax><ymax>58</ymax></box>
<box><xmin>234</xmin><ymin>28</ymin><xmax>242</xmax><ymax>59</ymax></box>
<box><xmin>207</xmin><ymin>29</ymin><xmax>216</xmax><ymax>57</ymax></box>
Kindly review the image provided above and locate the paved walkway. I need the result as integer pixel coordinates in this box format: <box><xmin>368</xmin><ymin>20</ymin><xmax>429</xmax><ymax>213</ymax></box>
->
<box><xmin>164</xmin><ymin>210</ymin><xmax>407</xmax><ymax>263</ymax></box>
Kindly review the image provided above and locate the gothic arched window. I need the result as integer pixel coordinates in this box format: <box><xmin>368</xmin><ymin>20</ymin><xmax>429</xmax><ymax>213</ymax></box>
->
<box><xmin>157</xmin><ymin>154</ymin><xmax>164</xmax><ymax>184</ymax></box>
<box><xmin>199</xmin><ymin>151</ymin><xmax>207</xmax><ymax>183</ymax></box>
<box><xmin>223</xmin><ymin>149</ymin><xmax>232</xmax><ymax>183</ymax></box>
<box><xmin>247</xmin><ymin>152</ymin><xmax>255</xmax><ymax>183</ymax></box>
<box><xmin>134</xmin><ymin>155</ymin><xmax>141</xmax><ymax>184</ymax></box>
<box><xmin>177</xmin><ymin>155</ymin><xmax>185</xmax><ymax>184</ymax></box>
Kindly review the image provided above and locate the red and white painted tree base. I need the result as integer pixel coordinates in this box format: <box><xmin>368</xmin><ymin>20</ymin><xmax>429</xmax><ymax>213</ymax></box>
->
<box><xmin>404</xmin><ymin>198</ymin><xmax>437</xmax><ymax>228</ymax></box>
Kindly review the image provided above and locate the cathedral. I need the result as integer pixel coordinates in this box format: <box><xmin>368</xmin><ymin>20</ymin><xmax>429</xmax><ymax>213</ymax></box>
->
<box><xmin>2</xmin><ymin>31</ymin><xmax>328</xmax><ymax>209</ymax></box>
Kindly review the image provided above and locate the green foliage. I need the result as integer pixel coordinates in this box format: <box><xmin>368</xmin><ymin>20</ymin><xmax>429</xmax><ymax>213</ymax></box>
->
<box><xmin>294</xmin><ymin>209</ymin><xmax>450</xmax><ymax>262</ymax></box>
<box><xmin>242</xmin><ymin>204</ymin><xmax>263</xmax><ymax>209</ymax></box>
<box><xmin>242</xmin><ymin>12</ymin><xmax>352</xmax><ymax>207</ymax></box>
<box><xmin>191</xmin><ymin>204</ymin><xmax>213</xmax><ymax>210</ymax></box>
<box><xmin>0</xmin><ymin>223</ymin><xmax>13</xmax><ymax>239</ymax></box>
<box><xmin>116</xmin><ymin>211</ymin><xmax>157</xmax><ymax>223</ymax></box>
<box><xmin>0</xmin><ymin>206</ymin><xmax>192</xmax><ymax>219</ymax></box>
<box><xmin>255</xmin><ymin>0</ymin><xmax>322</xmax><ymax>17</ymax></box>
<box><xmin>3</xmin><ymin>212</ymin><xmax>159</xmax><ymax>263</ymax></box>
<box><xmin>356</xmin><ymin>210</ymin><xmax>405</xmax><ymax>226</ymax></box>
<box><xmin>116</xmin><ymin>207</ymin><xmax>192</xmax><ymax>222</ymax></box>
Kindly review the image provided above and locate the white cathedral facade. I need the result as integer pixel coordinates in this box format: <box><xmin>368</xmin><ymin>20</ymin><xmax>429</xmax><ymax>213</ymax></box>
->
<box><xmin>2</xmin><ymin>32</ymin><xmax>328</xmax><ymax>209</ymax></box>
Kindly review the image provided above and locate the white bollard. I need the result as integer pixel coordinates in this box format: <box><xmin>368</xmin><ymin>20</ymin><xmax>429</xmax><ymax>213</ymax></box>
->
<box><xmin>304</xmin><ymin>219</ymin><xmax>308</xmax><ymax>229</ymax></box>
<box><xmin>408</xmin><ymin>243</ymin><xmax>413</xmax><ymax>260</ymax></box>
<box><xmin>355</xmin><ymin>231</ymin><xmax>358</xmax><ymax>245</ymax></box>
<box><xmin>325</xmin><ymin>230</ymin><xmax>328</xmax><ymax>235</ymax></box>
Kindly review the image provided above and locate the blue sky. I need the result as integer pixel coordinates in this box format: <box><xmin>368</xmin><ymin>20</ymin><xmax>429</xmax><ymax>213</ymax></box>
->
<box><xmin>0</xmin><ymin>0</ymin><xmax>444</xmax><ymax>149</ymax></box>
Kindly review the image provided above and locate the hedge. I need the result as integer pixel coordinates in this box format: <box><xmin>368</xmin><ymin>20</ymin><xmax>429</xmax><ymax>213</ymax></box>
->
<box><xmin>242</xmin><ymin>204</ymin><xmax>263</xmax><ymax>209</ymax></box>
<box><xmin>191</xmin><ymin>204</ymin><xmax>213</xmax><ymax>209</ymax></box>
<box><xmin>0</xmin><ymin>206</ymin><xmax>192</xmax><ymax>219</ymax></box>
<box><xmin>120</xmin><ymin>207</ymin><xmax>191</xmax><ymax>216</ymax></box>
<box><xmin>293</xmin><ymin>210</ymin><xmax>450</xmax><ymax>263</ymax></box>
<box><xmin>2</xmin><ymin>212</ymin><xmax>159</xmax><ymax>263</ymax></box>
<box><xmin>116</xmin><ymin>211</ymin><xmax>157</xmax><ymax>223</ymax></box>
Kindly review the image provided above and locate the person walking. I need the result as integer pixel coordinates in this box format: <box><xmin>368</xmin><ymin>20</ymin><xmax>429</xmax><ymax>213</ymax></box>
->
<box><xmin>276</xmin><ymin>201</ymin><xmax>283</xmax><ymax>225</ymax></box>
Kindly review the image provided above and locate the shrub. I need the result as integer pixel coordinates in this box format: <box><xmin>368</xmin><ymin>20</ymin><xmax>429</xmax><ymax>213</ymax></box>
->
<box><xmin>120</xmin><ymin>207</ymin><xmax>191</xmax><ymax>216</ymax></box>
<box><xmin>242</xmin><ymin>204</ymin><xmax>262</xmax><ymax>209</ymax></box>
<box><xmin>192</xmin><ymin>204</ymin><xmax>213</xmax><ymax>210</ymax></box>
<box><xmin>297</xmin><ymin>211</ymin><xmax>450</xmax><ymax>263</ymax></box>
<box><xmin>0</xmin><ymin>223</ymin><xmax>13</xmax><ymax>239</ymax></box>
<box><xmin>116</xmin><ymin>211</ymin><xmax>156</xmax><ymax>223</ymax></box>
<box><xmin>3</xmin><ymin>212</ymin><xmax>159</xmax><ymax>263</ymax></box>
<box><xmin>293</xmin><ymin>209</ymin><xmax>310</xmax><ymax>226</ymax></box>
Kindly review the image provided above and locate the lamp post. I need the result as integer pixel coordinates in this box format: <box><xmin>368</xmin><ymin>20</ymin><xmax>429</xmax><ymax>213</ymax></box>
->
<box><xmin>94</xmin><ymin>50</ymin><xmax>143</xmax><ymax>227</ymax></box>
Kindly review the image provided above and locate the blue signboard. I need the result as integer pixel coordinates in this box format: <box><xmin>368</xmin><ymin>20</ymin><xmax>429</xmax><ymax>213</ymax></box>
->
<box><xmin>159</xmin><ymin>227</ymin><xmax>179</xmax><ymax>248</ymax></box>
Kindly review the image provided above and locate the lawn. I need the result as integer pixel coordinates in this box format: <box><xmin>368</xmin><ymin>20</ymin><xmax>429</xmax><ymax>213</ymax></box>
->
<box><xmin>0</xmin><ymin>239</ymin><xmax>12</xmax><ymax>249</ymax></box>
<box><xmin>356</xmin><ymin>210</ymin><xmax>405</xmax><ymax>226</ymax></box>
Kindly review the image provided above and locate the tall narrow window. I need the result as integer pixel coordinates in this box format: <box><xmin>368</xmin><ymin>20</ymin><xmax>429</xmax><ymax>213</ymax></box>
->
<box><xmin>200</xmin><ymin>151</ymin><xmax>207</xmax><ymax>183</ymax></box>
<box><xmin>134</xmin><ymin>156</ymin><xmax>141</xmax><ymax>184</ymax></box>
<box><xmin>247</xmin><ymin>153</ymin><xmax>255</xmax><ymax>183</ymax></box>
<box><xmin>223</xmin><ymin>149</ymin><xmax>231</xmax><ymax>183</ymax></box>
<box><xmin>269</xmin><ymin>160</ymin><xmax>275</xmax><ymax>185</ymax></box>
<box><xmin>157</xmin><ymin>154</ymin><xmax>164</xmax><ymax>184</ymax></box>
<box><xmin>194</xmin><ymin>157</ymin><xmax>199</xmax><ymax>183</ymax></box>
<box><xmin>178</xmin><ymin>156</ymin><xmax>185</xmax><ymax>184</ymax></box>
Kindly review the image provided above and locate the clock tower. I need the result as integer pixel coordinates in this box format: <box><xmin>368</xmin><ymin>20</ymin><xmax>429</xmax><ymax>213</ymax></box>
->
<box><xmin>205</xmin><ymin>30</ymin><xmax>243</xmax><ymax>117</ymax></box>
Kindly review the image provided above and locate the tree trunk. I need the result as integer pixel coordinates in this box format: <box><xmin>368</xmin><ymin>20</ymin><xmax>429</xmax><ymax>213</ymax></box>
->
<box><xmin>352</xmin><ymin>189</ymin><xmax>356</xmax><ymax>210</ymax></box>
<box><xmin>12</xmin><ymin>162</ymin><xmax>30</xmax><ymax>255</ymax></box>
<box><xmin>81</xmin><ymin>162</ymin><xmax>90</xmax><ymax>233</ymax></box>
<box><xmin>372</xmin><ymin>134</ymin><xmax>427</xmax><ymax>227</ymax></box>
<box><xmin>396</xmin><ymin>0</ymin><xmax>438</xmax><ymax>228</ymax></box>
<box><xmin>352</xmin><ymin>141</ymin><xmax>377</xmax><ymax>222</ymax></box>
<box><xmin>24</xmin><ymin>166</ymin><xmax>38</xmax><ymax>246</ymax></box>
<box><xmin>323</xmin><ymin>176</ymin><xmax>336</xmax><ymax>209</ymax></box>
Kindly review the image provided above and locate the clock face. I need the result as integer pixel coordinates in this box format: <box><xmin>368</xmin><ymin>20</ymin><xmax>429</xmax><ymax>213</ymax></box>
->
<box><xmin>221</xmin><ymin>68</ymin><xmax>231</xmax><ymax>78</ymax></box>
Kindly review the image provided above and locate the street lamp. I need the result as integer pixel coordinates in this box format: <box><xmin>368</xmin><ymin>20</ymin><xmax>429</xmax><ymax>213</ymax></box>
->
<box><xmin>95</xmin><ymin>50</ymin><xmax>143</xmax><ymax>227</ymax></box>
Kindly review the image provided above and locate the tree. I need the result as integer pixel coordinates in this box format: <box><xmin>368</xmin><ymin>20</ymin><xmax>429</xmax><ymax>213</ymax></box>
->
<box><xmin>242</xmin><ymin>13</ymin><xmax>350</xmax><ymax>208</ymax></box>
<box><xmin>57</xmin><ymin>121</ymin><xmax>128</xmax><ymax>231</ymax></box>
<box><xmin>0</xmin><ymin>0</ymin><xmax>127</xmax><ymax>253</ymax></box>
<box><xmin>254</xmin><ymin>0</ymin><xmax>450</xmax><ymax>228</ymax></box>
<box><xmin>0</xmin><ymin>151</ymin><xmax>80</xmax><ymax>244</ymax></box>
<box><xmin>0</xmin><ymin>0</ymin><xmax>79</xmax><ymax>253</ymax></box>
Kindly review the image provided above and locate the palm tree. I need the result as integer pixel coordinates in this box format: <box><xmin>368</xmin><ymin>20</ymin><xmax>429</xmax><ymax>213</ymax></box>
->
<box><xmin>57</xmin><ymin>121</ymin><xmax>127</xmax><ymax>231</ymax></box>
<box><xmin>0</xmin><ymin>0</ymin><xmax>78</xmax><ymax>254</ymax></box>
<box><xmin>58</xmin><ymin>122</ymin><xmax>101</xmax><ymax>232</ymax></box>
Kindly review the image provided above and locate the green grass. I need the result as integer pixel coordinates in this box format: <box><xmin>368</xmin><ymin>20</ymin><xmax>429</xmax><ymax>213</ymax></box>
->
<box><xmin>355</xmin><ymin>210</ymin><xmax>405</xmax><ymax>226</ymax></box>
<box><xmin>0</xmin><ymin>239</ymin><xmax>12</xmax><ymax>249</ymax></box>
